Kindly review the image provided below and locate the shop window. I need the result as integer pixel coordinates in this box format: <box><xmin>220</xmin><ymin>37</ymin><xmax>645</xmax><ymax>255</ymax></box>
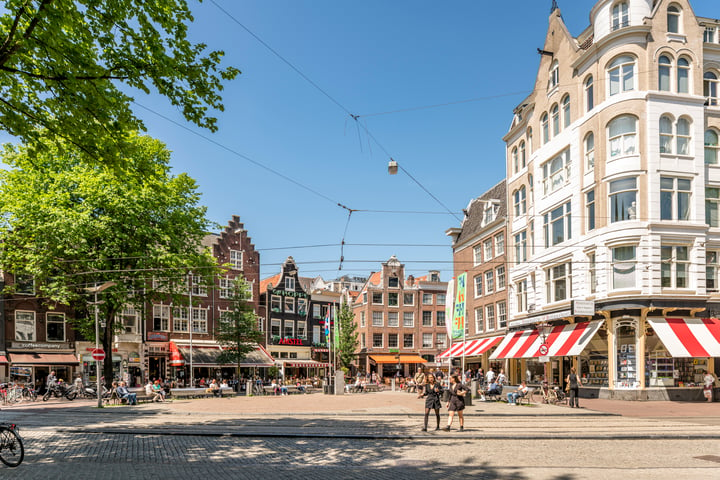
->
<box><xmin>615</xmin><ymin>321</ymin><xmax>638</xmax><ymax>389</ymax></box>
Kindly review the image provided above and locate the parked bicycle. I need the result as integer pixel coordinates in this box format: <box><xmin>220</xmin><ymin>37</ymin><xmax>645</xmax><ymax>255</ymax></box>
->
<box><xmin>42</xmin><ymin>382</ymin><xmax>76</xmax><ymax>401</ymax></box>
<box><xmin>0</xmin><ymin>423</ymin><xmax>23</xmax><ymax>467</ymax></box>
<box><xmin>531</xmin><ymin>383</ymin><xmax>567</xmax><ymax>405</ymax></box>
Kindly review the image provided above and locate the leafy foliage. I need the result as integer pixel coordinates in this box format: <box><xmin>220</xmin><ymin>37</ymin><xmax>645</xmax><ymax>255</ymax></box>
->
<box><xmin>0</xmin><ymin>0</ymin><xmax>239</xmax><ymax>165</ymax></box>
<box><xmin>0</xmin><ymin>132</ymin><xmax>219</xmax><ymax>385</ymax></box>
<box><xmin>336</xmin><ymin>302</ymin><xmax>359</xmax><ymax>369</ymax></box>
<box><xmin>215</xmin><ymin>275</ymin><xmax>264</xmax><ymax>371</ymax></box>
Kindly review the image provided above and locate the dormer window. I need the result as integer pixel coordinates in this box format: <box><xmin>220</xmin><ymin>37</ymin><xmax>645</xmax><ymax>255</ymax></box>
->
<box><xmin>549</xmin><ymin>60</ymin><xmax>559</xmax><ymax>90</ymax></box>
<box><xmin>483</xmin><ymin>201</ymin><xmax>500</xmax><ymax>225</ymax></box>
<box><xmin>612</xmin><ymin>2</ymin><xmax>628</xmax><ymax>31</ymax></box>
<box><xmin>667</xmin><ymin>5</ymin><xmax>681</xmax><ymax>34</ymax></box>
<box><xmin>285</xmin><ymin>277</ymin><xmax>295</xmax><ymax>291</ymax></box>
<box><xmin>388</xmin><ymin>276</ymin><xmax>399</xmax><ymax>288</ymax></box>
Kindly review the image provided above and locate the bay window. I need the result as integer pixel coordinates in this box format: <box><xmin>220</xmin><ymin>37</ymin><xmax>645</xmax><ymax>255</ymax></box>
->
<box><xmin>705</xmin><ymin>130</ymin><xmax>719</xmax><ymax>165</ymax></box>
<box><xmin>706</xmin><ymin>187</ymin><xmax>720</xmax><ymax>227</ymax></box>
<box><xmin>608</xmin><ymin>55</ymin><xmax>635</xmax><ymax>95</ymax></box>
<box><xmin>542</xmin><ymin>149</ymin><xmax>570</xmax><ymax>194</ymax></box>
<box><xmin>608</xmin><ymin>115</ymin><xmax>636</xmax><ymax>158</ymax></box>
<box><xmin>612</xmin><ymin>2</ymin><xmax>629</xmax><ymax>31</ymax></box>
<box><xmin>612</xmin><ymin>246</ymin><xmax>636</xmax><ymax>289</ymax></box>
<box><xmin>660</xmin><ymin>177</ymin><xmax>691</xmax><ymax>221</ymax></box>
<box><xmin>609</xmin><ymin>177</ymin><xmax>637</xmax><ymax>222</ymax></box>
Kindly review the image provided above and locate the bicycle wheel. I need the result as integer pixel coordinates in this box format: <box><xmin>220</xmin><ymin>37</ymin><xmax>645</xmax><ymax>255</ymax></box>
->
<box><xmin>0</xmin><ymin>426</ymin><xmax>24</xmax><ymax>467</ymax></box>
<box><xmin>530</xmin><ymin>389</ymin><xmax>544</xmax><ymax>404</ymax></box>
<box><xmin>42</xmin><ymin>391</ymin><xmax>51</xmax><ymax>402</ymax></box>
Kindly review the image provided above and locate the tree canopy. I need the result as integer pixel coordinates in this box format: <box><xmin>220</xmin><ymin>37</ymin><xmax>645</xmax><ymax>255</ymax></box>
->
<box><xmin>215</xmin><ymin>275</ymin><xmax>264</xmax><ymax>374</ymax></box>
<box><xmin>0</xmin><ymin>132</ymin><xmax>219</xmax><ymax>385</ymax></box>
<box><xmin>0</xmin><ymin>0</ymin><xmax>239</xmax><ymax>166</ymax></box>
<box><xmin>336</xmin><ymin>302</ymin><xmax>358</xmax><ymax>370</ymax></box>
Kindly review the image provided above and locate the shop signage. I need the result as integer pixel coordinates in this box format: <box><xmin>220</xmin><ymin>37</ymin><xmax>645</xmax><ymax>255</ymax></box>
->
<box><xmin>271</xmin><ymin>289</ymin><xmax>309</xmax><ymax>299</ymax></box>
<box><xmin>85</xmin><ymin>347</ymin><xmax>119</xmax><ymax>352</ymax></box>
<box><xmin>539</xmin><ymin>356</ymin><xmax>550</xmax><ymax>363</ymax></box>
<box><xmin>277</xmin><ymin>338</ymin><xmax>304</xmax><ymax>346</ymax></box>
<box><xmin>147</xmin><ymin>332</ymin><xmax>169</xmax><ymax>342</ymax></box>
<box><xmin>128</xmin><ymin>352</ymin><xmax>141</xmax><ymax>363</ymax></box>
<box><xmin>11</xmin><ymin>342</ymin><xmax>69</xmax><ymax>350</ymax></box>
<box><xmin>573</xmin><ymin>300</ymin><xmax>595</xmax><ymax>316</ymax></box>
<box><xmin>508</xmin><ymin>309</ymin><xmax>572</xmax><ymax>329</ymax></box>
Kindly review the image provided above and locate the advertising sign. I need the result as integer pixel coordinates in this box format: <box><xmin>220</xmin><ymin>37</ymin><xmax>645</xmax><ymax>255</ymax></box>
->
<box><xmin>451</xmin><ymin>273</ymin><xmax>467</xmax><ymax>339</ymax></box>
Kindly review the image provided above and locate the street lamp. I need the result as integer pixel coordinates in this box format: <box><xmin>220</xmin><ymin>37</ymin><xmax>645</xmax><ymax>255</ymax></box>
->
<box><xmin>86</xmin><ymin>281</ymin><xmax>116</xmax><ymax>408</ymax></box>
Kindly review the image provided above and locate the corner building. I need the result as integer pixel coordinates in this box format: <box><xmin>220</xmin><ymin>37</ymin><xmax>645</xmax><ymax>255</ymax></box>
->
<box><xmin>503</xmin><ymin>0</ymin><xmax>719</xmax><ymax>400</ymax></box>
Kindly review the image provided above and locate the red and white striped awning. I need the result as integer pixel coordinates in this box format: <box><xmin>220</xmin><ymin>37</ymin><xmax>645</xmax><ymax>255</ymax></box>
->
<box><xmin>646</xmin><ymin>318</ymin><xmax>720</xmax><ymax>358</ymax></box>
<box><xmin>437</xmin><ymin>336</ymin><xmax>504</xmax><ymax>359</ymax></box>
<box><xmin>490</xmin><ymin>320</ymin><xmax>604</xmax><ymax>359</ymax></box>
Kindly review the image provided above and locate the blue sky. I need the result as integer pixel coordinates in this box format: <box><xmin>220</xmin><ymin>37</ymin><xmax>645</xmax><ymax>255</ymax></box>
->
<box><xmin>98</xmin><ymin>0</ymin><xmax>720</xmax><ymax>280</ymax></box>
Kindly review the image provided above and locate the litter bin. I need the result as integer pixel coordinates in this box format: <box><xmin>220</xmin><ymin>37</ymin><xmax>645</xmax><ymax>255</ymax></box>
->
<box><xmin>464</xmin><ymin>387</ymin><xmax>472</xmax><ymax>406</ymax></box>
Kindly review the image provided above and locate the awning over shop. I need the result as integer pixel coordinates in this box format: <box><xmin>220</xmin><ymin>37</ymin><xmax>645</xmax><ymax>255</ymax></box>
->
<box><xmin>276</xmin><ymin>360</ymin><xmax>330</xmax><ymax>368</ymax></box>
<box><xmin>437</xmin><ymin>336</ymin><xmax>504</xmax><ymax>359</ymax></box>
<box><xmin>9</xmin><ymin>352</ymin><xmax>79</xmax><ymax>365</ymax></box>
<box><xmin>176</xmin><ymin>344</ymin><xmax>274</xmax><ymax>367</ymax></box>
<box><xmin>646</xmin><ymin>318</ymin><xmax>720</xmax><ymax>358</ymax></box>
<box><xmin>369</xmin><ymin>354</ymin><xmax>428</xmax><ymax>364</ymax></box>
<box><xmin>169</xmin><ymin>341</ymin><xmax>185</xmax><ymax>367</ymax></box>
<box><xmin>0</xmin><ymin>356</ymin><xmax>7</xmax><ymax>364</ymax></box>
<box><xmin>490</xmin><ymin>320</ymin><xmax>605</xmax><ymax>359</ymax></box>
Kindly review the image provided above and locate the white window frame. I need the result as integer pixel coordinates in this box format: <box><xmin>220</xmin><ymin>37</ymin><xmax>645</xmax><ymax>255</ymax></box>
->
<box><xmin>297</xmin><ymin>320</ymin><xmax>307</xmax><ymax>339</ymax></box>
<box><xmin>659</xmin><ymin>55</ymin><xmax>672</xmax><ymax>91</ymax></box>
<box><xmin>706</xmin><ymin>251</ymin><xmax>719</xmax><ymax>292</ymax></box>
<box><xmin>422</xmin><ymin>333</ymin><xmax>433</xmax><ymax>349</ymax></box>
<box><xmin>219</xmin><ymin>277</ymin><xmax>232</xmax><ymax>299</ymax></box>
<box><xmin>515</xmin><ymin>231</ymin><xmax>527</xmax><ymax>263</ymax></box>
<box><xmin>173</xmin><ymin>307</ymin><xmax>189</xmax><ymax>332</ymax></box>
<box><xmin>403</xmin><ymin>312</ymin><xmax>414</xmax><ymax>328</ymax></box>
<box><xmin>516</xmin><ymin>280</ymin><xmax>527</xmax><ymax>313</ymax></box>
<box><xmin>229</xmin><ymin>249</ymin><xmax>243</xmax><ymax>269</ymax></box>
<box><xmin>497</xmin><ymin>301</ymin><xmax>507</xmax><ymax>329</ymax></box>
<box><xmin>485</xmin><ymin>270</ymin><xmax>494</xmax><ymax>294</ymax></box>
<box><xmin>585</xmin><ymin>132</ymin><xmax>595</xmax><ymax>170</ymax></box>
<box><xmin>422</xmin><ymin>293</ymin><xmax>433</xmax><ymax>305</ymax></box>
<box><xmin>372</xmin><ymin>311</ymin><xmax>383</xmax><ymax>327</ymax></box>
<box><xmin>677</xmin><ymin>57</ymin><xmax>690</xmax><ymax>93</ymax></box>
<box><xmin>486</xmin><ymin>304</ymin><xmax>496</xmax><ymax>331</ymax></box>
<box><xmin>608</xmin><ymin>115</ymin><xmax>636</xmax><ymax>158</ymax></box>
<box><xmin>283</xmin><ymin>320</ymin><xmax>294</xmax><ymax>338</ymax></box>
<box><xmin>372</xmin><ymin>333</ymin><xmax>383</xmax><ymax>348</ymax></box>
<box><xmin>549</xmin><ymin>60</ymin><xmax>559</xmax><ymax>90</ymax></box>
<box><xmin>586</xmin><ymin>189</ymin><xmax>596</xmax><ymax>231</ymax></box>
<box><xmin>545</xmin><ymin>263</ymin><xmax>571</xmax><ymax>303</ymax></box>
<box><xmin>285</xmin><ymin>277</ymin><xmax>295</xmax><ymax>291</ymax></box>
<box><xmin>543</xmin><ymin>201</ymin><xmax>572</xmax><ymax>247</ymax></box>
<box><xmin>372</xmin><ymin>292</ymin><xmax>383</xmax><ymax>305</ymax></box>
<box><xmin>483</xmin><ymin>240</ymin><xmax>493</xmax><ymax>260</ymax></box>
<box><xmin>388</xmin><ymin>333</ymin><xmax>399</xmax><ymax>349</ymax></box>
<box><xmin>514</xmin><ymin>187</ymin><xmax>526</xmax><ymax>216</ymax></box>
<box><xmin>562</xmin><ymin>95</ymin><xmax>571</xmax><ymax>128</ymax></box>
<box><xmin>474</xmin><ymin>275</ymin><xmax>483</xmax><ymax>298</ymax></box>
<box><xmin>15</xmin><ymin>311</ymin><xmax>36</xmax><ymax>341</ymax></box>
<box><xmin>422</xmin><ymin>310</ymin><xmax>433</xmax><ymax>327</ymax></box>
<box><xmin>661</xmin><ymin>245</ymin><xmax>690</xmax><ymax>289</ymax></box>
<box><xmin>388</xmin><ymin>292</ymin><xmax>399</xmax><ymax>307</ymax></box>
<box><xmin>612</xmin><ymin>246</ymin><xmax>637</xmax><ymax>290</ymax></box>
<box><xmin>403</xmin><ymin>293</ymin><xmax>414</xmax><ymax>306</ymax></box>
<box><xmin>612</xmin><ymin>2</ymin><xmax>629</xmax><ymax>31</ymax></box>
<box><xmin>705</xmin><ymin>130</ymin><xmax>720</xmax><ymax>165</ymax></box>
<box><xmin>403</xmin><ymin>333</ymin><xmax>414</xmax><ymax>349</ymax></box>
<box><xmin>118</xmin><ymin>306</ymin><xmax>139</xmax><ymax>334</ymax></box>
<box><xmin>707</xmin><ymin>187</ymin><xmax>720</xmax><ymax>227</ymax></box>
<box><xmin>608</xmin><ymin>55</ymin><xmax>635</xmax><ymax>95</ymax></box>
<box><xmin>284</xmin><ymin>296</ymin><xmax>295</xmax><ymax>314</ymax></box>
<box><xmin>542</xmin><ymin>149</ymin><xmax>570</xmax><ymax>195</ymax></box>
<box><xmin>609</xmin><ymin>177</ymin><xmax>637</xmax><ymax>223</ymax></box>
<box><xmin>588</xmin><ymin>252</ymin><xmax>598</xmax><ymax>294</ymax></box>
<box><xmin>704</xmin><ymin>71</ymin><xmax>719</xmax><ymax>106</ymax></box>
<box><xmin>473</xmin><ymin>245</ymin><xmax>482</xmax><ymax>266</ymax></box>
<box><xmin>153</xmin><ymin>305</ymin><xmax>170</xmax><ymax>332</ymax></box>
<box><xmin>388</xmin><ymin>311</ymin><xmax>399</xmax><ymax>327</ymax></box>
<box><xmin>192</xmin><ymin>308</ymin><xmax>208</xmax><ymax>333</ymax></box>
<box><xmin>360</xmin><ymin>311</ymin><xmax>366</xmax><ymax>328</ymax></box>
<box><xmin>474</xmin><ymin>307</ymin><xmax>484</xmax><ymax>333</ymax></box>
<box><xmin>667</xmin><ymin>5</ymin><xmax>681</xmax><ymax>34</ymax></box>
<box><xmin>660</xmin><ymin>177</ymin><xmax>691</xmax><ymax>221</ymax></box>
<box><xmin>585</xmin><ymin>76</ymin><xmax>594</xmax><ymax>112</ymax></box>
<box><xmin>496</xmin><ymin>266</ymin><xmax>506</xmax><ymax>290</ymax></box>
<box><xmin>271</xmin><ymin>295</ymin><xmax>282</xmax><ymax>313</ymax></box>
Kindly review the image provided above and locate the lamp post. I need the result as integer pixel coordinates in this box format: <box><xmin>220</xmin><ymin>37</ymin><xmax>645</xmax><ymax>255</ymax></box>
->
<box><xmin>86</xmin><ymin>281</ymin><xmax>116</xmax><ymax>408</ymax></box>
<box><xmin>188</xmin><ymin>272</ymin><xmax>193</xmax><ymax>388</ymax></box>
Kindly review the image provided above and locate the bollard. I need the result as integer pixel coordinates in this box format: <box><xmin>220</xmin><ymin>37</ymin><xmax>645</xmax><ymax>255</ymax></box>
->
<box><xmin>471</xmin><ymin>380</ymin><xmax>478</xmax><ymax>398</ymax></box>
<box><xmin>391</xmin><ymin>378</ymin><xmax>396</xmax><ymax>392</ymax></box>
<box><xmin>246</xmin><ymin>380</ymin><xmax>253</xmax><ymax>396</ymax></box>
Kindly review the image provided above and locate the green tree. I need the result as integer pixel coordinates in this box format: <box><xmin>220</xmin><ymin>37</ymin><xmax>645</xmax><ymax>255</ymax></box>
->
<box><xmin>0</xmin><ymin>0</ymin><xmax>239</xmax><ymax>166</ymax></box>
<box><xmin>0</xmin><ymin>132</ymin><xmax>219</xmax><ymax>387</ymax></box>
<box><xmin>215</xmin><ymin>275</ymin><xmax>264</xmax><ymax>378</ymax></box>
<box><xmin>336</xmin><ymin>302</ymin><xmax>358</xmax><ymax>370</ymax></box>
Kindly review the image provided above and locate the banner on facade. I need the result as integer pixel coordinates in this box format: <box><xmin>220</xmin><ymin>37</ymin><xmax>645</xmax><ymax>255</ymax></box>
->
<box><xmin>444</xmin><ymin>278</ymin><xmax>454</xmax><ymax>339</ymax></box>
<box><xmin>451</xmin><ymin>273</ymin><xmax>466</xmax><ymax>339</ymax></box>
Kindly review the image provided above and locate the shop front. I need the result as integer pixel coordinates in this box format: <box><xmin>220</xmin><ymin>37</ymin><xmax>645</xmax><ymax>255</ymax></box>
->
<box><xmin>368</xmin><ymin>354</ymin><xmax>428</xmax><ymax>380</ymax></box>
<box><xmin>172</xmin><ymin>341</ymin><xmax>274</xmax><ymax>385</ymax></box>
<box><xmin>8</xmin><ymin>342</ymin><xmax>80</xmax><ymax>390</ymax></box>
<box><xmin>275</xmin><ymin>359</ymin><xmax>330</xmax><ymax>380</ymax></box>
<box><xmin>437</xmin><ymin>336</ymin><xmax>504</xmax><ymax>376</ymax></box>
<box><xmin>146</xmin><ymin>333</ymin><xmax>169</xmax><ymax>382</ymax></box>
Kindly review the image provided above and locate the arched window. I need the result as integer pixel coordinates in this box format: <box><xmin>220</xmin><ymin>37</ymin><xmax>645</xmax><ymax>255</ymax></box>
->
<box><xmin>541</xmin><ymin>113</ymin><xmax>549</xmax><ymax>144</ymax></box>
<box><xmin>528</xmin><ymin>174</ymin><xmax>534</xmax><ymax>198</ymax></box>
<box><xmin>677</xmin><ymin>58</ymin><xmax>690</xmax><ymax>93</ymax></box>
<box><xmin>705</xmin><ymin>130</ymin><xmax>719</xmax><ymax>165</ymax></box>
<box><xmin>549</xmin><ymin>60</ymin><xmax>559</xmax><ymax>90</ymax></box>
<box><xmin>513</xmin><ymin>187</ymin><xmax>526</xmax><ymax>216</ymax></box>
<box><xmin>585</xmin><ymin>132</ymin><xmax>595</xmax><ymax>169</ymax></box>
<box><xmin>609</xmin><ymin>55</ymin><xmax>635</xmax><ymax>95</ymax></box>
<box><xmin>512</xmin><ymin>147</ymin><xmax>519</xmax><ymax>174</ymax></box>
<box><xmin>519</xmin><ymin>141</ymin><xmax>526</xmax><ymax>169</ymax></box>
<box><xmin>585</xmin><ymin>76</ymin><xmax>594</xmax><ymax>111</ymax></box>
<box><xmin>705</xmin><ymin>72</ymin><xmax>719</xmax><ymax>105</ymax></box>
<box><xmin>612</xmin><ymin>2</ymin><xmax>629</xmax><ymax>31</ymax></box>
<box><xmin>660</xmin><ymin>115</ymin><xmax>674</xmax><ymax>154</ymax></box>
<box><xmin>667</xmin><ymin>5</ymin><xmax>681</xmax><ymax>34</ymax></box>
<box><xmin>527</xmin><ymin>128</ymin><xmax>533</xmax><ymax>153</ymax></box>
<box><xmin>659</xmin><ymin>55</ymin><xmax>672</xmax><ymax>91</ymax></box>
<box><xmin>562</xmin><ymin>95</ymin><xmax>571</xmax><ymax>128</ymax></box>
<box><xmin>551</xmin><ymin>104</ymin><xmax>560</xmax><ymax>136</ymax></box>
<box><xmin>608</xmin><ymin>115</ymin><xmax>637</xmax><ymax>158</ymax></box>
<box><xmin>677</xmin><ymin>118</ymin><xmax>691</xmax><ymax>155</ymax></box>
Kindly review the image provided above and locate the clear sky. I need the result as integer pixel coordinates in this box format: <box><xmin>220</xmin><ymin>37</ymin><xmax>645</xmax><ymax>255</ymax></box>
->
<box><xmin>123</xmin><ymin>0</ymin><xmax>718</xmax><ymax>281</ymax></box>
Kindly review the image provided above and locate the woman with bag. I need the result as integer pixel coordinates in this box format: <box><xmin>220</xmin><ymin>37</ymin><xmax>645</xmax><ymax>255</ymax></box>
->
<box><xmin>444</xmin><ymin>375</ymin><xmax>468</xmax><ymax>431</ymax></box>
<box><xmin>420</xmin><ymin>374</ymin><xmax>442</xmax><ymax>431</ymax></box>
<box><xmin>565</xmin><ymin>367</ymin><xmax>582</xmax><ymax>408</ymax></box>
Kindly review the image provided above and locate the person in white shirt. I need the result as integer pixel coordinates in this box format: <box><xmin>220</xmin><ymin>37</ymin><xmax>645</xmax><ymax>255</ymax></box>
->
<box><xmin>486</xmin><ymin>368</ymin><xmax>495</xmax><ymax>385</ymax></box>
<box><xmin>497</xmin><ymin>369</ymin><xmax>507</xmax><ymax>386</ymax></box>
<box><xmin>703</xmin><ymin>370</ymin><xmax>716</xmax><ymax>403</ymax></box>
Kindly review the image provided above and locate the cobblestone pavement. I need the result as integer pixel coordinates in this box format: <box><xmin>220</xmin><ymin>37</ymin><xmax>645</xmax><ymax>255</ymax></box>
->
<box><xmin>1</xmin><ymin>392</ymin><xmax>718</xmax><ymax>479</ymax></box>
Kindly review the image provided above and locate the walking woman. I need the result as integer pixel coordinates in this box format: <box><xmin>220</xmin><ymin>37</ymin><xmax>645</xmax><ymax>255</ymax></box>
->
<box><xmin>565</xmin><ymin>367</ymin><xmax>582</xmax><ymax>408</ymax></box>
<box><xmin>444</xmin><ymin>375</ymin><xmax>468</xmax><ymax>431</ymax></box>
<box><xmin>421</xmin><ymin>373</ymin><xmax>442</xmax><ymax>431</ymax></box>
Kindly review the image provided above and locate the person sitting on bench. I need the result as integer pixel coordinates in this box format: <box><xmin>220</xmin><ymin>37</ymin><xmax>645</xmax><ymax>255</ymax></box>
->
<box><xmin>117</xmin><ymin>381</ymin><xmax>137</xmax><ymax>405</ymax></box>
<box><xmin>487</xmin><ymin>380</ymin><xmax>502</xmax><ymax>397</ymax></box>
<box><xmin>506</xmin><ymin>381</ymin><xmax>529</xmax><ymax>405</ymax></box>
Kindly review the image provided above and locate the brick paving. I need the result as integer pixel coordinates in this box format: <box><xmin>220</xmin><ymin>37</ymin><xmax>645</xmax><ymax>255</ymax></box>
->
<box><xmin>1</xmin><ymin>391</ymin><xmax>719</xmax><ymax>479</ymax></box>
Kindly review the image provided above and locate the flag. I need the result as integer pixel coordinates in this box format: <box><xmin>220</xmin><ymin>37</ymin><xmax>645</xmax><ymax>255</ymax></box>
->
<box><xmin>324</xmin><ymin>304</ymin><xmax>331</xmax><ymax>344</ymax></box>
<box><xmin>333</xmin><ymin>305</ymin><xmax>340</xmax><ymax>351</ymax></box>
<box><xmin>444</xmin><ymin>278</ymin><xmax>454</xmax><ymax>339</ymax></box>
<box><xmin>452</xmin><ymin>273</ymin><xmax>467</xmax><ymax>339</ymax></box>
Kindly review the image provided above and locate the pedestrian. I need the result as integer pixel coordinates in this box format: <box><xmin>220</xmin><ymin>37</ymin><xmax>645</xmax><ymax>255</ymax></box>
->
<box><xmin>420</xmin><ymin>373</ymin><xmax>442</xmax><ymax>431</ymax></box>
<box><xmin>444</xmin><ymin>375</ymin><xmax>468</xmax><ymax>431</ymax></box>
<box><xmin>497</xmin><ymin>368</ymin><xmax>506</xmax><ymax>386</ymax></box>
<box><xmin>703</xmin><ymin>370</ymin><xmax>716</xmax><ymax>403</ymax></box>
<box><xmin>414</xmin><ymin>368</ymin><xmax>427</xmax><ymax>398</ymax></box>
<box><xmin>486</xmin><ymin>367</ymin><xmax>495</xmax><ymax>385</ymax></box>
<box><xmin>565</xmin><ymin>367</ymin><xmax>582</xmax><ymax>408</ymax></box>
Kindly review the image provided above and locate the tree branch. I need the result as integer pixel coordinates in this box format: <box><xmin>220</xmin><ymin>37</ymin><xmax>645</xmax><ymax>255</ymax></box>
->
<box><xmin>0</xmin><ymin>2</ymin><xmax>27</xmax><ymax>63</ymax></box>
<box><xmin>0</xmin><ymin>0</ymin><xmax>53</xmax><ymax>66</ymax></box>
<box><xmin>0</xmin><ymin>65</ymin><xmax>129</xmax><ymax>81</ymax></box>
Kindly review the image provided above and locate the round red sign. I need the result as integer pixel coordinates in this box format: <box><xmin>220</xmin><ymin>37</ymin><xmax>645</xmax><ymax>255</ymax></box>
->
<box><xmin>538</xmin><ymin>344</ymin><xmax>549</xmax><ymax>355</ymax></box>
<box><xmin>91</xmin><ymin>348</ymin><xmax>106</xmax><ymax>361</ymax></box>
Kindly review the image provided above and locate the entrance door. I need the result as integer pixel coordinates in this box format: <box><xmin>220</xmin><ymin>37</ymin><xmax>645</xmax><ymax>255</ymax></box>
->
<box><xmin>149</xmin><ymin>357</ymin><xmax>166</xmax><ymax>380</ymax></box>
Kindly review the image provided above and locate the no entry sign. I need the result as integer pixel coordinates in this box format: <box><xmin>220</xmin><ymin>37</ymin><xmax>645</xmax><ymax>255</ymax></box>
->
<box><xmin>91</xmin><ymin>348</ymin><xmax>106</xmax><ymax>361</ymax></box>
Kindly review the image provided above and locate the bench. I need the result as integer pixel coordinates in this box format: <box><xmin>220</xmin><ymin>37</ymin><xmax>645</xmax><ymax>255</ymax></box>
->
<box><xmin>168</xmin><ymin>387</ymin><xmax>236</xmax><ymax>399</ymax></box>
<box><xmin>484</xmin><ymin>388</ymin><xmax>504</xmax><ymax>402</ymax></box>
<box><xmin>518</xmin><ymin>388</ymin><xmax>534</xmax><ymax>405</ymax></box>
<box><xmin>262</xmin><ymin>385</ymin><xmax>311</xmax><ymax>395</ymax></box>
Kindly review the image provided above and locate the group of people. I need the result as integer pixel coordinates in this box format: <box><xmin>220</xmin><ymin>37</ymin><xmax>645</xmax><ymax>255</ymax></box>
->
<box><xmin>415</xmin><ymin>371</ymin><xmax>468</xmax><ymax>431</ymax></box>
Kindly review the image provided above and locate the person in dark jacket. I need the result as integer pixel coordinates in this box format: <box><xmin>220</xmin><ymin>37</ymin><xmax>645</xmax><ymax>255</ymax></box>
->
<box><xmin>420</xmin><ymin>374</ymin><xmax>442</xmax><ymax>431</ymax></box>
<box><xmin>444</xmin><ymin>375</ymin><xmax>468</xmax><ymax>431</ymax></box>
<box><xmin>566</xmin><ymin>367</ymin><xmax>582</xmax><ymax>408</ymax></box>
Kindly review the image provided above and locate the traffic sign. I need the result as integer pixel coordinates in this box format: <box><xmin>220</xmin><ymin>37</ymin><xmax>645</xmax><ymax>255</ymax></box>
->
<box><xmin>91</xmin><ymin>348</ymin><xmax>105</xmax><ymax>361</ymax></box>
<box><xmin>538</xmin><ymin>344</ymin><xmax>549</xmax><ymax>356</ymax></box>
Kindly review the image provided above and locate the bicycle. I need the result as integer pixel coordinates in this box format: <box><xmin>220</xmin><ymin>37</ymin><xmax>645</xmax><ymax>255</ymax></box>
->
<box><xmin>530</xmin><ymin>384</ymin><xmax>566</xmax><ymax>405</ymax></box>
<box><xmin>0</xmin><ymin>423</ymin><xmax>23</xmax><ymax>467</ymax></box>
